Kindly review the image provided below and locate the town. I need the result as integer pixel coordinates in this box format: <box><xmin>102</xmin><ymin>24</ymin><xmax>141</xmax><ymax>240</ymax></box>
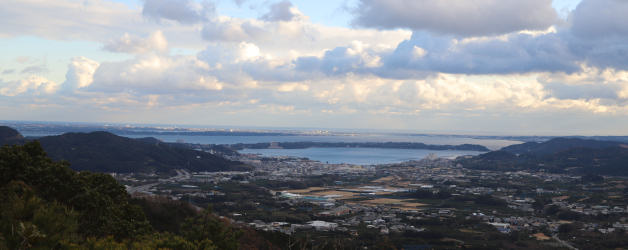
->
<box><xmin>116</xmin><ymin>150</ymin><xmax>628</xmax><ymax>249</ymax></box>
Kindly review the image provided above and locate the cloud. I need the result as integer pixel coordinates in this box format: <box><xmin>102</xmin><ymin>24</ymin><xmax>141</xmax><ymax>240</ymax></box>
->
<box><xmin>260</xmin><ymin>1</ymin><xmax>304</xmax><ymax>22</ymax></box>
<box><xmin>351</xmin><ymin>0</ymin><xmax>558</xmax><ymax>36</ymax></box>
<box><xmin>233</xmin><ymin>0</ymin><xmax>247</xmax><ymax>6</ymax></box>
<box><xmin>88</xmin><ymin>54</ymin><xmax>223</xmax><ymax>95</ymax></box>
<box><xmin>0</xmin><ymin>76</ymin><xmax>58</xmax><ymax>96</ymax></box>
<box><xmin>64</xmin><ymin>56</ymin><xmax>100</xmax><ymax>90</ymax></box>
<box><xmin>280</xmin><ymin>0</ymin><xmax>628</xmax><ymax>78</ymax></box>
<box><xmin>378</xmin><ymin>31</ymin><xmax>580</xmax><ymax>76</ymax></box>
<box><xmin>142</xmin><ymin>0</ymin><xmax>214</xmax><ymax>24</ymax></box>
<box><xmin>103</xmin><ymin>30</ymin><xmax>168</xmax><ymax>54</ymax></box>
<box><xmin>294</xmin><ymin>41</ymin><xmax>384</xmax><ymax>77</ymax></box>
<box><xmin>0</xmin><ymin>0</ymin><xmax>206</xmax><ymax>50</ymax></box>
<box><xmin>199</xmin><ymin>12</ymin><xmax>411</xmax><ymax>58</ymax></box>
<box><xmin>20</xmin><ymin>65</ymin><xmax>49</xmax><ymax>74</ymax></box>
<box><xmin>570</xmin><ymin>0</ymin><xmax>628</xmax><ymax>39</ymax></box>
<box><xmin>201</xmin><ymin>18</ymin><xmax>250</xmax><ymax>42</ymax></box>
<box><xmin>539</xmin><ymin>66</ymin><xmax>628</xmax><ymax>104</ymax></box>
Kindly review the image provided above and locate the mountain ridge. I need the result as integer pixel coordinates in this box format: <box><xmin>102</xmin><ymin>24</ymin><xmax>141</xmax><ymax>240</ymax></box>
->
<box><xmin>0</xmin><ymin>126</ymin><xmax>250</xmax><ymax>173</ymax></box>
<box><xmin>459</xmin><ymin>137</ymin><xmax>628</xmax><ymax>176</ymax></box>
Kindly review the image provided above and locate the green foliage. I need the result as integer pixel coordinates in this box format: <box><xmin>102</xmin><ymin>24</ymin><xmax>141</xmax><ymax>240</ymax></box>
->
<box><xmin>0</xmin><ymin>181</ymin><xmax>78</xmax><ymax>250</ymax></box>
<box><xmin>0</xmin><ymin>141</ymin><xmax>244</xmax><ymax>249</ymax></box>
<box><xmin>131</xmin><ymin>197</ymin><xmax>199</xmax><ymax>233</ymax></box>
<box><xmin>82</xmin><ymin>234</ymin><xmax>216</xmax><ymax>250</ymax></box>
<box><xmin>0</xmin><ymin>141</ymin><xmax>151</xmax><ymax>239</ymax></box>
<box><xmin>181</xmin><ymin>207</ymin><xmax>241</xmax><ymax>250</ymax></box>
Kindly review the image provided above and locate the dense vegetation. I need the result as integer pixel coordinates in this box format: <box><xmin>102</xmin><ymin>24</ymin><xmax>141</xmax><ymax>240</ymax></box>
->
<box><xmin>0</xmin><ymin>126</ymin><xmax>251</xmax><ymax>173</ymax></box>
<box><xmin>229</xmin><ymin>141</ymin><xmax>490</xmax><ymax>151</ymax></box>
<box><xmin>459</xmin><ymin>138</ymin><xmax>628</xmax><ymax>176</ymax></box>
<box><xmin>500</xmin><ymin>137</ymin><xmax>623</xmax><ymax>155</ymax></box>
<box><xmin>0</xmin><ymin>141</ymin><xmax>261</xmax><ymax>249</ymax></box>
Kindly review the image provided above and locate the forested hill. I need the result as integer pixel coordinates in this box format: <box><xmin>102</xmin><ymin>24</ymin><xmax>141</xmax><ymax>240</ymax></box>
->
<box><xmin>0</xmin><ymin>141</ymin><xmax>262</xmax><ymax>249</ymax></box>
<box><xmin>0</xmin><ymin>126</ymin><xmax>250</xmax><ymax>173</ymax></box>
<box><xmin>458</xmin><ymin>138</ymin><xmax>628</xmax><ymax>176</ymax></box>
<box><xmin>500</xmin><ymin>137</ymin><xmax>623</xmax><ymax>155</ymax></box>
<box><xmin>229</xmin><ymin>141</ymin><xmax>490</xmax><ymax>151</ymax></box>
<box><xmin>0</xmin><ymin>126</ymin><xmax>25</xmax><ymax>145</ymax></box>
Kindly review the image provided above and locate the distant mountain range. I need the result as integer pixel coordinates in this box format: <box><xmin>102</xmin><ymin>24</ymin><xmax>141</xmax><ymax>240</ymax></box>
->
<box><xmin>0</xmin><ymin>126</ymin><xmax>250</xmax><ymax>173</ymax></box>
<box><xmin>459</xmin><ymin>138</ymin><xmax>628</xmax><ymax>176</ymax></box>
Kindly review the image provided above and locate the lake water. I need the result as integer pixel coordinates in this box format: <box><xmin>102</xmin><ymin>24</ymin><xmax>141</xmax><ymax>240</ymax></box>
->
<box><xmin>239</xmin><ymin>147</ymin><xmax>482</xmax><ymax>165</ymax></box>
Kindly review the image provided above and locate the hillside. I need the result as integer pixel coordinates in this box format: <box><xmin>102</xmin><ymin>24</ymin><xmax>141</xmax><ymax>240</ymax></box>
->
<box><xmin>0</xmin><ymin>141</ymin><xmax>250</xmax><ymax>249</ymax></box>
<box><xmin>0</xmin><ymin>126</ymin><xmax>250</xmax><ymax>173</ymax></box>
<box><xmin>500</xmin><ymin>137</ymin><xmax>622</xmax><ymax>155</ymax></box>
<box><xmin>459</xmin><ymin>138</ymin><xmax>628</xmax><ymax>176</ymax></box>
<box><xmin>37</xmin><ymin>131</ymin><xmax>251</xmax><ymax>173</ymax></box>
<box><xmin>0</xmin><ymin>126</ymin><xmax>25</xmax><ymax>145</ymax></box>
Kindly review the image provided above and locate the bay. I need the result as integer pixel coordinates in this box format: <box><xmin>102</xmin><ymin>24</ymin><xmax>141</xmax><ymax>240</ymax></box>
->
<box><xmin>117</xmin><ymin>134</ymin><xmax>518</xmax><ymax>150</ymax></box>
<box><xmin>239</xmin><ymin>147</ymin><xmax>482</xmax><ymax>165</ymax></box>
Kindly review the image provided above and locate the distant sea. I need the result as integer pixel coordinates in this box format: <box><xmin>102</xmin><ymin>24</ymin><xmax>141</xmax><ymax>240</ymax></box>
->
<box><xmin>21</xmin><ymin>130</ymin><xmax>521</xmax><ymax>165</ymax></box>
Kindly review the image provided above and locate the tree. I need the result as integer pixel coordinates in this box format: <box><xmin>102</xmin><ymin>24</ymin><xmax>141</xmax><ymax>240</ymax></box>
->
<box><xmin>0</xmin><ymin>181</ymin><xmax>78</xmax><ymax>249</ymax></box>
<box><xmin>181</xmin><ymin>207</ymin><xmax>241</xmax><ymax>250</ymax></box>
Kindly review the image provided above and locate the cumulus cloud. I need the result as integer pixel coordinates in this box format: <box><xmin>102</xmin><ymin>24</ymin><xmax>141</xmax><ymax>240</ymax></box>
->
<box><xmin>201</xmin><ymin>18</ymin><xmax>250</xmax><ymax>42</ymax></box>
<box><xmin>200</xmin><ymin>13</ymin><xmax>411</xmax><ymax>58</ymax></box>
<box><xmin>351</xmin><ymin>0</ymin><xmax>558</xmax><ymax>36</ymax></box>
<box><xmin>64</xmin><ymin>56</ymin><xmax>100</xmax><ymax>90</ymax></box>
<box><xmin>6</xmin><ymin>0</ymin><xmax>628</xmax><ymax>133</ymax></box>
<box><xmin>281</xmin><ymin>0</ymin><xmax>628</xmax><ymax>78</ymax></box>
<box><xmin>142</xmin><ymin>0</ymin><xmax>214</xmax><ymax>24</ymax></box>
<box><xmin>0</xmin><ymin>76</ymin><xmax>58</xmax><ymax>96</ymax></box>
<box><xmin>539</xmin><ymin>66</ymin><xmax>628</xmax><ymax>104</ymax></box>
<box><xmin>88</xmin><ymin>54</ymin><xmax>223</xmax><ymax>95</ymax></box>
<box><xmin>103</xmin><ymin>31</ymin><xmax>168</xmax><ymax>54</ymax></box>
<box><xmin>295</xmin><ymin>41</ymin><xmax>385</xmax><ymax>76</ymax></box>
<box><xmin>376</xmin><ymin>31</ymin><xmax>579</xmax><ymax>76</ymax></box>
<box><xmin>260</xmin><ymin>1</ymin><xmax>304</xmax><ymax>22</ymax></box>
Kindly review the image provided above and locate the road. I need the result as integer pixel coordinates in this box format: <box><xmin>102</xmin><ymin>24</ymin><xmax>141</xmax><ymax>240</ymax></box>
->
<box><xmin>552</xmin><ymin>234</ymin><xmax>578</xmax><ymax>250</ymax></box>
<box><xmin>126</xmin><ymin>169</ymin><xmax>191</xmax><ymax>194</ymax></box>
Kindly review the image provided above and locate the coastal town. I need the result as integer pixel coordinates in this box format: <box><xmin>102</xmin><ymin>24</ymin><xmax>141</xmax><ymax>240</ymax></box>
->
<box><xmin>116</xmin><ymin>150</ymin><xmax>628</xmax><ymax>249</ymax></box>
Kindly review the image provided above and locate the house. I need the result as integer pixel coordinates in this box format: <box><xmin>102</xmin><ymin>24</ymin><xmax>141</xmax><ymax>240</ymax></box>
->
<box><xmin>488</xmin><ymin>222</ymin><xmax>511</xmax><ymax>233</ymax></box>
<box><xmin>307</xmin><ymin>220</ymin><xmax>338</xmax><ymax>231</ymax></box>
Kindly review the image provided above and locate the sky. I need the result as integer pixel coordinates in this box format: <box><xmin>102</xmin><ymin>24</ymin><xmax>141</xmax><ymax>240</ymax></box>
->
<box><xmin>3</xmin><ymin>0</ymin><xmax>628</xmax><ymax>135</ymax></box>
